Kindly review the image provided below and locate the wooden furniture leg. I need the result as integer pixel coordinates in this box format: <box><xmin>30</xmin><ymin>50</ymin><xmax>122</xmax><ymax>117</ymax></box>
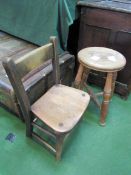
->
<box><xmin>81</xmin><ymin>68</ymin><xmax>101</xmax><ymax>108</ymax></box>
<box><xmin>74</xmin><ymin>64</ymin><xmax>84</xmax><ymax>89</ymax></box>
<box><xmin>80</xmin><ymin>67</ymin><xmax>90</xmax><ymax>90</ymax></box>
<box><xmin>56</xmin><ymin>134</ymin><xmax>65</xmax><ymax>160</ymax></box>
<box><xmin>3</xmin><ymin>37</ymin><xmax>90</xmax><ymax>160</ymax></box>
<box><xmin>84</xmin><ymin>82</ymin><xmax>101</xmax><ymax>109</ymax></box>
<box><xmin>100</xmin><ymin>72</ymin><xmax>113</xmax><ymax>126</ymax></box>
<box><xmin>111</xmin><ymin>72</ymin><xmax>117</xmax><ymax>98</ymax></box>
<box><xmin>75</xmin><ymin>66</ymin><xmax>101</xmax><ymax>108</ymax></box>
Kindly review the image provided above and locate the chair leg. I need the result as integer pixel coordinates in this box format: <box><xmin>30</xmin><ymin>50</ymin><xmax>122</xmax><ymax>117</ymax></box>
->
<box><xmin>56</xmin><ymin>134</ymin><xmax>65</xmax><ymax>160</ymax></box>
<box><xmin>26</xmin><ymin>118</ymin><xmax>33</xmax><ymax>137</ymax></box>
<box><xmin>100</xmin><ymin>72</ymin><xmax>113</xmax><ymax>126</ymax></box>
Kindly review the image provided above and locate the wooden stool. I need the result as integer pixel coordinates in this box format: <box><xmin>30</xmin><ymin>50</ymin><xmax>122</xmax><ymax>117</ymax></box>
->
<box><xmin>74</xmin><ymin>47</ymin><xmax>126</xmax><ymax>125</ymax></box>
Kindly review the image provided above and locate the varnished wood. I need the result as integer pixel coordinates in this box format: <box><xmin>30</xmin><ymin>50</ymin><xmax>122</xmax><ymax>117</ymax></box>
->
<box><xmin>2</xmin><ymin>59</ymin><xmax>32</xmax><ymax>136</ymax></box>
<box><xmin>3</xmin><ymin>36</ymin><xmax>90</xmax><ymax>160</ymax></box>
<box><xmin>56</xmin><ymin>135</ymin><xmax>65</xmax><ymax>160</ymax></box>
<box><xmin>50</xmin><ymin>37</ymin><xmax>60</xmax><ymax>85</ymax></box>
<box><xmin>80</xmin><ymin>67</ymin><xmax>90</xmax><ymax>90</ymax></box>
<box><xmin>75</xmin><ymin>47</ymin><xmax>125</xmax><ymax>125</ymax></box>
<box><xmin>0</xmin><ymin>32</ymin><xmax>37</xmax><ymax>119</ymax></box>
<box><xmin>0</xmin><ymin>32</ymin><xmax>36</xmax><ymax>61</ymax></box>
<box><xmin>74</xmin><ymin>65</ymin><xmax>101</xmax><ymax>108</ymax></box>
<box><xmin>78</xmin><ymin>5</ymin><xmax>131</xmax><ymax>97</ymax></box>
<box><xmin>0</xmin><ymin>31</ymin><xmax>75</xmax><ymax>119</ymax></box>
<box><xmin>82</xmin><ymin>8</ymin><xmax>131</xmax><ymax>33</ymax></box>
<box><xmin>83</xmin><ymin>82</ymin><xmax>101</xmax><ymax>109</ymax></box>
<box><xmin>15</xmin><ymin>43</ymin><xmax>53</xmax><ymax>79</ymax></box>
<box><xmin>31</xmin><ymin>84</ymin><xmax>90</xmax><ymax>133</ymax></box>
<box><xmin>78</xmin><ymin>47</ymin><xmax>126</xmax><ymax>72</ymax></box>
<box><xmin>74</xmin><ymin>64</ymin><xmax>84</xmax><ymax>88</ymax></box>
<box><xmin>111</xmin><ymin>72</ymin><xmax>117</xmax><ymax>98</ymax></box>
<box><xmin>100</xmin><ymin>72</ymin><xmax>113</xmax><ymax>126</ymax></box>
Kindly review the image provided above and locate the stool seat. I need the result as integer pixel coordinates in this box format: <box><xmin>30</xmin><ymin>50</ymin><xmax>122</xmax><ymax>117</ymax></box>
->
<box><xmin>78</xmin><ymin>47</ymin><xmax>126</xmax><ymax>72</ymax></box>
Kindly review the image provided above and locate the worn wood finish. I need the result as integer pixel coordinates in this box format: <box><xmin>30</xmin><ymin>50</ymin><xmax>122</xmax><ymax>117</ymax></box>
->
<box><xmin>15</xmin><ymin>43</ymin><xmax>53</xmax><ymax>79</ymax></box>
<box><xmin>50</xmin><ymin>37</ymin><xmax>60</xmax><ymax>85</ymax></box>
<box><xmin>74</xmin><ymin>65</ymin><xmax>101</xmax><ymax>108</ymax></box>
<box><xmin>78</xmin><ymin>5</ymin><xmax>131</xmax><ymax>98</ymax></box>
<box><xmin>78</xmin><ymin>47</ymin><xmax>126</xmax><ymax>72</ymax></box>
<box><xmin>100</xmin><ymin>72</ymin><xmax>113</xmax><ymax>126</ymax></box>
<box><xmin>74</xmin><ymin>64</ymin><xmax>84</xmax><ymax>89</ymax></box>
<box><xmin>0</xmin><ymin>31</ymin><xmax>75</xmax><ymax>117</ymax></box>
<box><xmin>111</xmin><ymin>72</ymin><xmax>117</xmax><ymax>98</ymax></box>
<box><xmin>84</xmin><ymin>82</ymin><xmax>101</xmax><ymax>109</ymax></box>
<box><xmin>0</xmin><ymin>31</ymin><xmax>37</xmax><ymax>117</ymax></box>
<box><xmin>82</xmin><ymin>8</ymin><xmax>131</xmax><ymax>33</ymax></box>
<box><xmin>2</xmin><ymin>59</ymin><xmax>32</xmax><ymax>134</ymax></box>
<box><xmin>0</xmin><ymin>31</ymin><xmax>36</xmax><ymax>62</ymax></box>
<box><xmin>32</xmin><ymin>84</ymin><xmax>89</xmax><ymax>133</ymax></box>
<box><xmin>75</xmin><ymin>47</ymin><xmax>125</xmax><ymax>124</ymax></box>
<box><xmin>56</xmin><ymin>134</ymin><xmax>65</xmax><ymax>160</ymax></box>
<box><xmin>3</xmin><ymin>37</ymin><xmax>90</xmax><ymax>160</ymax></box>
<box><xmin>80</xmin><ymin>67</ymin><xmax>90</xmax><ymax>90</ymax></box>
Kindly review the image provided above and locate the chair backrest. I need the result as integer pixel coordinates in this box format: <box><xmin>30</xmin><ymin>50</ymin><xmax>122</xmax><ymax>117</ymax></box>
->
<box><xmin>2</xmin><ymin>37</ymin><xmax>60</xmax><ymax>121</ymax></box>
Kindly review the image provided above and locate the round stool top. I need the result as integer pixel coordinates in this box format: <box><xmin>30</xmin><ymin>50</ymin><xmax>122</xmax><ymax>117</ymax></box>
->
<box><xmin>78</xmin><ymin>47</ymin><xmax>126</xmax><ymax>72</ymax></box>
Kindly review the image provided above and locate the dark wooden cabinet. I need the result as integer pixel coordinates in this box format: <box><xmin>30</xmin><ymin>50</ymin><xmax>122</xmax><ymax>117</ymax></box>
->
<box><xmin>78</xmin><ymin>2</ymin><xmax>131</xmax><ymax>98</ymax></box>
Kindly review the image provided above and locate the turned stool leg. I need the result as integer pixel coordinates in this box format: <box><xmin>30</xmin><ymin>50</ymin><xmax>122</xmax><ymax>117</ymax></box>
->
<box><xmin>111</xmin><ymin>72</ymin><xmax>117</xmax><ymax>98</ymax></box>
<box><xmin>81</xmin><ymin>68</ymin><xmax>101</xmax><ymax>109</ymax></box>
<box><xmin>75</xmin><ymin>66</ymin><xmax>101</xmax><ymax>108</ymax></box>
<box><xmin>80</xmin><ymin>67</ymin><xmax>90</xmax><ymax>90</ymax></box>
<box><xmin>100</xmin><ymin>72</ymin><xmax>113</xmax><ymax>126</ymax></box>
<box><xmin>74</xmin><ymin>64</ymin><xmax>84</xmax><ymax>89</ymax></box>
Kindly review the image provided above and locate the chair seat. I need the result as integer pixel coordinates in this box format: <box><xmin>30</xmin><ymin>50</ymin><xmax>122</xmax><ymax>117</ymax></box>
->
<box><xmin>31</xmin><ymin>84</ymin><xmax>90</xmax><ymax>133</ymax></box>
<box><xmin>78</xmin><ymin>47</ymin><xmax>126</xmax><ymax>72</ymax></box>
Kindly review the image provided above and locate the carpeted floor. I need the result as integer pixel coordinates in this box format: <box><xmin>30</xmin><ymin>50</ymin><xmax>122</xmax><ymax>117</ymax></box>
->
<box><xmin>0</xmin><ymin>91</ymin><xmax>131</xmax><ymax>175</ymax></box>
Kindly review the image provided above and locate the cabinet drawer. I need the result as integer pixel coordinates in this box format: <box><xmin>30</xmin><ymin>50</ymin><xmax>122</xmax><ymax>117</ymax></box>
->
<box><xmin>81</xmin><ymin>8</ymin><xmax>131</xmax><ymax>32</ymax></box>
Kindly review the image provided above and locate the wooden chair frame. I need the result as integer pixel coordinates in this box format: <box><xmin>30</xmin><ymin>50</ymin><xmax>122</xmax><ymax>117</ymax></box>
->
<box><xmin>3</xmin><ymin>37</ymin><xmax>90</xmax><ymax>160</ymax></box>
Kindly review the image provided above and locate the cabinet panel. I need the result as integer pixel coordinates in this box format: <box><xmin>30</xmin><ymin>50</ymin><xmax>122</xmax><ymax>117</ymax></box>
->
<box><xmin>78</xmin><ymin>25</ymin><xmax>110</xmax><ymax>50</ymax></box>
<box><xmin>113</xmin><ymin>31</ymin><xmax>131</xmax><ymax>85</ymax></box>
<box><xmin>82</xmin><ymin>8</ymin><xmax>131</xmax><ymax>32</ymax></box>
<box><xmin>78</xmin><ymin>7</ymin><xmax>131</xmax><ymax>97</ymax></box>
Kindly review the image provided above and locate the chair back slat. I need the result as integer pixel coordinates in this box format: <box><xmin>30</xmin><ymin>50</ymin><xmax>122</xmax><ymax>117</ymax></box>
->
<box><xmin>15</xmin><ymin>43</ymin><xmax>53</xmax><ymax>78</ymax></box>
